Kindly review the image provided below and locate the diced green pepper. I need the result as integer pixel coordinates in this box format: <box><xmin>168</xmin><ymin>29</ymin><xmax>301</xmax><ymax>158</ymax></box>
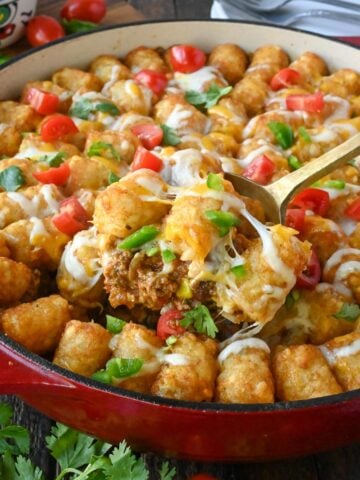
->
<box><xmin>204</xmin><ymin>210</ymin><xmax>240</xmax><ymax>237</ymax></box>
<box><xmin>118</xmin><ymin>225</ymin><xmax>160</xmax><ymax>250</ymax></box>
<box><xmin>268</xmin><ymin>121</ymin><xmax>294</xmax><ymax>149</ymax></box>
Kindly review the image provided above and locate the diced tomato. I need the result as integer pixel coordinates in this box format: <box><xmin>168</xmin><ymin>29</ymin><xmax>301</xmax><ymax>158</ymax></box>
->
<box><xmin>131</xmin><ymin>146</ymin><xmax>163</xmax><ymax>172</ymax></box>
<box><xmin>289</xmin><ymin>188</ymin><xmax>330</xmax><ymax>216</ymax></box>
<box><xmin>26</xmin><ymin>88</ymin><xmax>59</xmax><ymax>116</ymax></box>
<box><xmin>345</xmin><ymin>197</ymin><xmax>360</xmax><ymax>221</ymax></box>
<box><xmin>53</xmin><ymin>196</ymin><xmax>89</xmax><ymax>236</ymax></box>
<box><xmin>188</xmin><ymin>475</ymin><xmax>218</xmax><ymax>480</ymax></box>
<box><xmin>296</xmin><ymin>249</ymin><xmax>321</xmax><ymax>289</ymax></box>
<box><xmin>134</xmin><ymin>69</ymin><xmax>168</xmax><ymax>96</ymax></box>
<box><xmin>26</xmin><ymin>15</ymin><xmax>65</xmax><ymax>47</ymax></box>
<box><xmin>40</xmin><ymin>114</ymin><xmax>79</xmax><ymax>142</ymax></box>
<box><xmin>131</xmin><ymin>124</ymin><xmax>163</xmax><ymax>150</ymax></box>
<box><xmin>286</xmin><ymin>92</ymin><xmax>324</xmax><ymax>113</ymax></box>
<box><xmin>285</xmin><ymin>208</ymin><xmax>305</xmax><ymax>232</ymax></box>
<box><xmin>243</xmin><ymin>155</ymin><xmax>275</xmax><ymax>185</ymax></box>
<box><xmin>157</xmin><ymin>309</ymin><xmax>186</xmax><ymax>340</ymax></box>
<box><xmin>33</xmin><ymin>163</ymin><xmax>71</xmax><ymax>186</ymax></box>
<box><xmin>270</xmin><ymin>68</ymin><xmax>301</xmax><ymax>91</ymax></box>
<box><xmin>61</xmin><ymin>0</ymin><xmax>106</xmax><ymax>23</ymax></box>
<box><xmin>169</xmin><ymin>45</ymin><xmax>206</xmax><ymax>73</ymax></box>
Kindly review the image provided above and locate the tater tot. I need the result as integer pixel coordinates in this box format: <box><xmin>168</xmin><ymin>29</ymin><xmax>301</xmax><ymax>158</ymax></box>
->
<box><xmin>89</xmin><ymin>55</ymin><xmax>130</xmax><ymax>85</ymax></box>
<box><xmin>109</xmin><ymin>322</ymin><xmax>163</xmax><ymax>393</ymax></box>
<box><xmin>65</xmin><ymin>155</ymin><xmax>112</xmax><ymax>195</ymax></box>
<box><xmin>0</xmin><ymin>257</ymin><xmax>36</xmax><ymax>306</ymax></box>
<box><xmin>85</xmin><ymin>130</ymin><xmax>139</xmax><ymax>165</ymax></box>
<box><xmin>53</xmin><ymin>320</ymin><xmax>111</xmax><ymax>376</ymax></box>
<box><xmin>273</xmin><ymin>344</ymin><xmax>343</xmax><ymax>401</ymax></box>
<box><xmin>208</xmin><ymin>43</ymin><xmax>248</xmax><ymax>85</ymax></box>
<box><xmin>0</xmin><ymin>101</ymin><xmax>41</xmax><ymax>131</ymax></box>
<box><xmin>216</xmin><ymin>338</ymin><xmax>274</xmax><ymax>403</ymax></box>
<box><xmin>110</xmin><ymin>80</ymin><xmax>152</xmax><ymax>115</ymax></box>
<box><xmin>320</xmin><ymin>331</ymin><xmax>360</xmax><ymax>391</ymax></box>
<box><xmin>125</xmin><ymin>46</ymin><xmax>167</xmax><ymax>73</ymax></box>
<box><xmin>290</xmin><ymin>51</ymin><xmax>328</xmax><ymax>84</ymax></box>
<box><xmin>1</xmin><ymin>295</ymin><xmax>71</xmax><ymax>354</ymax></box>
<box><xmin>0</xmin><ymin>158</ymin><xmax>37</xmax><ymax>187</ymax></box>
<box><xmin>231</xmin><ymin>76</ymin><xmax>269</xmax><ymax>118</ymax></box>
<box><xmin>94</xmin><ymin>170</ymin><xmax>170</xmax><ymax>238</ymax></box>
<box><xmin>52</xmin><ymin>68</ymin><xmax>103</xmax><ymax>92</ymax></box>
<box><xmin>0</xmin><ymin>125</ymin><xmax>22</xmax><ymax>157</ymax></box>
<box><xmin>151</xmin><ymin>333</ymin><xmax>218</xmax><ymax>402</ymax></box>
<box><xmin>246</xmin><ymin>45</ymin><xmax>289</xmax><ymax>83</ymax></box>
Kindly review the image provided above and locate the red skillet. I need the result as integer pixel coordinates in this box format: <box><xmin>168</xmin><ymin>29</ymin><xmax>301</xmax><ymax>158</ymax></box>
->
<box><xmin>0</xmin><ymin>20</ymin><xmax>359</xmax><ymax>461</ymax></box>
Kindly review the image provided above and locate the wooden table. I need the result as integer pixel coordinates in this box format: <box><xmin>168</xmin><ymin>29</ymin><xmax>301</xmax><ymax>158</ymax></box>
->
<box><xmin>1</xmin><ymin>1</ymin><xmax>360</xmax><ymax>478</ymax></box>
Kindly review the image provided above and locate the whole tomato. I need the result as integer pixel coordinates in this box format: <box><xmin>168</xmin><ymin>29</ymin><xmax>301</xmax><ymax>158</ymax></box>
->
<box><xmin>26</xmin><ymin>15</ymin><xmax>65</xmax><ymax>47</ymax></box>
<box><xmin>61</xmin><ymin>0</ymin><xmax>107</xmax><ymax>23</ymax></box>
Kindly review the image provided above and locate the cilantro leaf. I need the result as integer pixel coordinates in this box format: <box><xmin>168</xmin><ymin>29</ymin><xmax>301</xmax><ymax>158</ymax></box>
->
<box><xmin>160</xmin><ymin>124</ymin><xmax>181</xmax><ymax>146</ymax></box>
<box><xmin>180</xmin><ymin>304</ymin><xmax>219</xmax><ymax>338</ymax></box>
<box><xmin>334</xmin><ymin>303</ymin><xmax>360</xmax><ymax>322</ymax></box>
<box><xmin>39</xmin><ymin>151</ymin><xmax>66</xmax><ymax>167</ymax></box>
<box><xmin>15</xmin><ymin>456</ymin><xmax>44</xmax><ymax>480</ymax></box>
<box><xmin>0</xmin><ymin>404</ymin><xmax>13</xmax><ymax>427</ymax></box>
<box><xmin>0</xmin><ymin>449</ymin><xmax>16</xmax><ymax>480</ymax></box>
<box><xmin>96</xmin><ymin>103</ymin><xmax>120</xmax><ymax>116</ymax></box>
<box><xmin>185</xmin><ymin>83</ymin><xmax>232</xmax><ymax>110</ymax></box>
<box><xmin>104</xmin><ymin>441</ymin><xmax>149</xmax><ymax>480</ymax></box>
<box><xmin>87</xmin><ymin>141</ymin><xmax>120</xmax><ymax>161</ymax></box>
<box><xmin>46</xmin><ymin>423</ymin><xmax>111</xmax><ymax>471</ymax></box>
<box><xmin>0</xmin><ymin>166</ymin><xmax>25</xmax><ymax>192</ymax></box>
<box><xmin>108</xmin><ymin>172</ymin><xmax>120</xmax><ymax>185</ymax></box>
<box><xmin>62</xmin><ymin>18</ymin><xmax>98</xmax><ymax>34</ymax></box>
<box><xmin>0</xmin><ymin>426</ymin><xmax>30</xmax><ymax>455</ymax></box>
<box><xmin>70</xmin><ymin>99</ymin><xmax>94</xmax><ymax>120</ymax></box>
<box><xmin>159</xmin><ymin>461</ymin><xmax>176</xmax><ymax>480</ymax></box>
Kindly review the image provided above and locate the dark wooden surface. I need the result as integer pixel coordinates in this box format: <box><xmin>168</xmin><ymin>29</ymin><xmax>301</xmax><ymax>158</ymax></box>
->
<box><xmin>1</xmin><ymin>0</ymin><xmax>360</xmax><ymax>478</ymax></box>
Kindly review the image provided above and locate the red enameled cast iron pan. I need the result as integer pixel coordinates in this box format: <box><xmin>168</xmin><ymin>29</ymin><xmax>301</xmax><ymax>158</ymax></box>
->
<box><xmin>0</xmin><ymin>21</ymin><xmax>359</xmax><ymax>462</ymax></box>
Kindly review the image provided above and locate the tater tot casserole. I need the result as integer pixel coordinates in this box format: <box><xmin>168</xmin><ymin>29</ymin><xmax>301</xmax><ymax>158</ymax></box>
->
<box><xmin>0</xmin><ymin>38</ymin><xmax>359</xmax><ymax>406</ymax></box>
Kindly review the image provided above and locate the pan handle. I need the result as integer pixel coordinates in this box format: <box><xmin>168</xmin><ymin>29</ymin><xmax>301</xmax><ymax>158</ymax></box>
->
<box><xmin>0</xmin><ymin>338</ymin><xmax>75</xmax><ymax>394</ymax></box>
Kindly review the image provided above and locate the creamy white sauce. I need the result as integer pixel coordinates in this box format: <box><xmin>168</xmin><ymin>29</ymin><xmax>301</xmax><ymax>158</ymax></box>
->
<box><xmin>16</xmin><ymin>146</ymin><xmax>57</xmax><ymax>160</ymax></box>
<box><xmin>29</xmin><ymin>217</ymin><xmax>48</xmax><ymax>244</ymax></box>
<box><xmin>324</xmin><ymin>95</ymin><xmax>351</xmax><ymax>124</ymax></box>
<box><xmin>102</xmin><ymin>65</ymin><xmax>121</xmax><ymax>96</ymax></box>
<box><xmin>219</xmin><ymin>338</ymin><xmax>270</xmax><ymax>363</ymax></box>
<box><xmin>246</xmin><ymin>64</ymin><xmax>272</xmax><ymax>73</ymax></box>
<box><xmin>320</xmin><ymin>339</ymin><xmax>360</xmax><ymax>366</ymax></box>
<box><xmin>165</xmin><ymin>105</ymin><xmax>193</xmax><ymax>134</ymax></box>
<box><xmin>324</xmin><ymin>248</ymin><xmax>360</xmax><ymax>274</ymax></box>
<box><xmin>7</xmin><ymin>185</ymin><xmax>60</xmax><ymax>218</ymax></box>
<box><xmin>174</xmin><ymin>66</ymin><xmax>225</xmax><ymax>93</ymax></box>
<box><xmin>111</xmin><ymin>113</ymin><xmax>152</xmax><ymax>132</ymax></box>
<box><xmin>334</xmin><ymin>261</ymin><xmax>360</xmax><ymax>284</ymax></box>
<box><xmin>338</xmin><ymin>218</ymin><xmax>358</xmax><ymax>237</ymax></box>
<box><xmin>310</xmin><ymin>128</ymin><xmax>339</xmax><ymax>144</ymax></box>
<box><xmin>237</xmin><ymin>144</ymin><xmax>278</xmax><ymax>168</ymax></box>
<box><xmin>160</xmin><ymin>148</ymin><xmax>204</xmax><ymax>187</ymax></box>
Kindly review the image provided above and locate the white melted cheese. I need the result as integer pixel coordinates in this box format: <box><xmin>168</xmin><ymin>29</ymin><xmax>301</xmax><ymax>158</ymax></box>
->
<box><xmin>320</xmin><ymin>339</ymin><xmax>360</xmax><ymax>366</ymax></box>
<box><xmin>101</xmin><ymin>65</ymin><xmax>121</xmax><ymax>96</ymax></box>
<box><xmin>165</xmin><ymin>104</ymin><xmax>193</xmax><ymax>134</ymax></box>
<box><xmin>310</xmin><ymin>128</ymin><xmax>339</xmax><ymax>144</ymax></box>
<box><xmin>237</xmin><ymin>143</ymin><xmax>280</xmax><ymax>168</ymax></box>
<box><xmin>218</xmin><ymin>338</ymin><xmax>270</xmax><ymax>363</ymax></box>
<box><xmin>160</xmin><ymin>148</ymin><xmax>204</xmax><ymax>187</ymax></box>
<box><xmin>7</xmin><ymin>184</ymin><xmax>60</xmax><ymax>218</ymax></box>
<box><xmin>324</xmin><ymin>248</ymin><xmax>360</xmax><ymax>274</ymax></box>
<box><xmin>324</xmin><ymin>95</ymin><xmax>351</xmax><ymax>124</ymax></box>
<box><xmin>29</xmin><ymin>217</ymin><xmax>49</xmax><ymax>244</ymax></box>
<box><xmin>174</xmin><ymin>66</ymin><xmax>225</xmax><ymax>93</ymax></box>
<box><xmin>334</xmin><ymin>261</ymin><xmax>360</xmax><ymax>284</ymax></box>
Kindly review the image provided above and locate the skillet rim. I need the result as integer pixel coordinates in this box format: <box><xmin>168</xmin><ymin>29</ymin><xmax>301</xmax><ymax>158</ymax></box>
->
<box><xmin>0</xmin><ymin>18</ymin><xmax>359</xmax><ymax>413</ymax></box>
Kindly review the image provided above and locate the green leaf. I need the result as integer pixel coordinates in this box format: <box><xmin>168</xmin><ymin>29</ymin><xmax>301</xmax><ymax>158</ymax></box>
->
<box><xmin>298</xmin><ymin>126</ymin><xmax>312</xmax><ymax>143</ymax></box>
<box><xmin>287</xmin><ymin>155</ymin><xmax>301</xmax><ymax>171</ymax></box>
<box><xmin>104</xmin><ymin>441</ymin><xmax>149</xmax><ymax>480</ymax></box>
<box><xmin>70</xmin><ymin>99</ymin><xmax>94</xmax><ymax>120</ymax></box>
<box><xmin>62</xmin><ymin>18</ymin><xmax>98</xmax><ymax>34</ymax></box>
<box><xmin>206</xmin><ymin>173</ymin><xmax>224</xmax><ymax>191</ymax></box>
<box><xmin>39</xmin><ymin>151</ymin><xmax>66</xmax><ymax>168</ymax></box>
<box><xmin>268</xmin><ymin>121</ymin><xmax>294</xmax><ymax>149</ymax></box>
<box><xmin>106</xmin><ymin>358</ymin><xmax>143</xmax><ymax>379</ymax></box>
<box><xmin>159</xmin><ymin>461</ymin><xmax>176</xmax><ymax>480</ymax></box>
<box><xmin>106</xmin><ymin>315</ymin><xmax>126</xmax><ymax>334</ymax></box>
<box><xmin>0</xmin><ymin>54</ymin><xmax>11</xmax><ymax>65</ymax></box>
<box><xmin>108</xmin><ymin>172</ymin><xmax>120</xmax><ymax>185</ymax></box>
<box><xmin>0</xmin><ymin>449</ymin><xmax>16</xmax><ymax>480</ymax></box>
<box><xmin>161</xmin><ymin>249</ymin><xmax>176</xmax><ymax>263</ymax></box>
<box><xmin>0</xmin><ymin>426</ymin><xmax>30</xmax><ymax>455</ymax></box>
<box><xmin>87</xmin><ymin>142</ymin><xmax>120</xmax><ymax>161</ymax></box>
<box><xmin>185</xmin><ymin>83</ymin><xmax>232</xmax><ymax>110</ymax></box>
<box><xmin>180</xmin><ymin>304</ymin><xmax>218</xmax><ymax>338</ymax></box>
<box><xmin>0</xmin><ymin>166</ymin><xmax>25</xmax><ymax>192</ymax></box>
<box><xmin>14</xmin><ymin>456</ymin><xmax>44</xmax><ymax>480</ymax></box>
<box><xmin>96</xmin><ymin>103</ymin><xmax>120</xmax><ymax>116</ymax></box>
<box><xmin>0</xmin><ymin>404</ymin><xmax>13</xmax><ymax>427</ymax></box>
<box><xmin>285</xmin><ymin>289</ymin><xmax>300</xmax><ymax>309</ymax></box>
<box><xmin>230</xmin><ymin>265</ymin><xmax>246</xmax><ymax>278</ymax></box>
<box><xmin>160</xmin><ymin>124</ymin><xmax>181</xmax><ymax>146</ymax></box>
<box><xmin>334</xmin><ymin>303</ymin><xmax>360</xmax><ymax>322</ymax></box>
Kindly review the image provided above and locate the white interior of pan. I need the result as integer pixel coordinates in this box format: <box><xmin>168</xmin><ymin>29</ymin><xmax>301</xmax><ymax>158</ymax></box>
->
<box><xmin>0</xmin><ymin>20</ymin><xmax>359</xmax><ymax>100</ymax></box>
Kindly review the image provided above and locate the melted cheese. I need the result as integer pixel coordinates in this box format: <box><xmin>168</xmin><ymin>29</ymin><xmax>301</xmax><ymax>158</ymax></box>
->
<box><xmin>102</xmin><ymin>65</ymin><xmax>121</xmax><ymax>96</ymax></box>
<box><xmin>320</xmin><ymin>339</ymin><xmax>360</xmax><ymax>366</ymax></box>
<box><xmin>324</xmin><ymin>95</ymin><xmax>351</xmax><ymax>124</ymax></box>
<box><xmin>174</xmin><ymin>66</ymin><xmax>225</xmax><ymax>93</ymax></box>
<box><xmin>218</xmin><ymin>338</ymin><xmax>270</xmax><ymax>363</ymax></box>
<box><xmin>160</xmin><ymin>148</ymin><xmax>204</xmax><ymax>187</ymax></box>
<box><xmin>29</xmin><ymin>217</ymin><xmax>49</xmax><ymax>244</ymax></box>
<box><xmin>165</xmin><ymin>105</ymin><xmax>193</xmax><ymax>134</ymax></box>
<box><xmin>7</xmin><ymin>185</ymin><xmax>61</xmax><ymax>218</ymax></box>
<box><xmin>324</xmin><ymin>248</ymin><xmax>360</xmax><ymax>274</ymax></box>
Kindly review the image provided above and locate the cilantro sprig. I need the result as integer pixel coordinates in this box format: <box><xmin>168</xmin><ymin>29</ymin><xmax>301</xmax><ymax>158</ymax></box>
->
<box><xmin>334</xmin><ymin>303</ymin><xmax>360</xmax><ymax>322</ymax></box>
<box><xmin>160</xmin><ymin>124</ymin><xmax>181</xmax><ymax>146</ymax></box>
<box><xmin>0</xmin><ymin>403</ymin><xmax>176</xmax><ymax>480</ymax></box>
<box><xmin>185</xmin><ymin>83</ymin><xmax>232</xmax><ymax>110</ymax></box>
<box><xmin>70</xmin><ymin>99</ymin><xmax>120</xmax><ymax>120</ymax></box>
<box><xmin>87</xmin><ymin>141</ymin><xmax>120</xmax><ymax>161</ymax></box>
<box><xmin>0</xmin><ymin>166</ymin><xmax>25</xmax><ymax>192</ymax></box>
<box><xmin>39</xmin><ymin>152</ymin><xmax>66</xmax><ymax>168</ymax></box>
<box><xmin>180</xmin><ymin>304</ymin><xmax>219</xmax><ymax>338</ymax></box>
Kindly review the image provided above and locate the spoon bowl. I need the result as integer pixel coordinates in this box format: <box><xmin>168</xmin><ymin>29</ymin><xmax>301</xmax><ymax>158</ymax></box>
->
<box><xmin>226</xmin><ymin>132</ymin><xmax>360</xmax><ymax>224</ymax></box>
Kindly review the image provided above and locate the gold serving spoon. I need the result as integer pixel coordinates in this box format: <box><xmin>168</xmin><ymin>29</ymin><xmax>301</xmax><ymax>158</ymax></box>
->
<box><xmin>226</xmin><ymin>132</ymin><xmax>360</xmax><ymax>224</ymax></box>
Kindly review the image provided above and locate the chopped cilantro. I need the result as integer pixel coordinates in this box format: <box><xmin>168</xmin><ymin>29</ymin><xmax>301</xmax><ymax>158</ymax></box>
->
<box><xmin>88</xmin><ymin>141</ymin><xmax>120</xmax><ymax>161</ymax></box>
<box><xmin>39</xmin><ymin>151</ymin><xmax>66</xmax><ymax>167</ymax></box>
<box><xmin>0</xmin><ymin>166</ymin><xmax>25</xmax><ymax>192</ymax></box>
<box><xmin>180</xmin><ymin>304</ymin><xmax>218</xmax><ymax>338</ymax></box>
<box><xmin>160</xmin><ymin>124</ymin><xmax>181</xmax><ymax>146</ymax></box>
<box><xmin>298</xmin><ymin>126</ymin><xmax>312</xmax><ymax>143</ymax></box>
<box><xmin>185</xmin><ymin>83</ymin><xmax>232</xmax><ymax>110</ymax></box>
<box><xmin>96</xmin><ymin>102</ymin><xmax>120</xmax><ymax>116</ymax></box>
<box><xmin>70</xmin><ymin>98</ymin><xmax>94</xmax><ymax>120</ymax></box>
<box><xmin>108</xmin><ymin>172</ymin><xmax>120</xmax><ymax>184</ymax></box>
<box><xmin>334</xmin><ymin>303</ymin><xmax>360</xmax><ymax>322</ymax></box>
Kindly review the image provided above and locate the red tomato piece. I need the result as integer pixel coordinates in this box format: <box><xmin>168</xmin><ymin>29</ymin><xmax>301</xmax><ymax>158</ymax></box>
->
<box><xmin>26</xmin><ymin>15</ymin><xmax>65</xmax><ymax>47</ymax></box>
<box><xmin>289</xmin><ymin>188</ymin><xmax>330</xmax><ymax>216</ymax></box>
<box><xmin>133</xmin><ymin>69</ymin><xmax>168</xmax><ymax>96</ymax></box>
<box><xmin>40</xmin><ymin>114</ymin><xmax>79</xmax><ymax>142</ymax></box>
<box><xmin>169</xmin><ymin>45</ymin><xmax>206</xmax><ymax>73</ymax></box>
<box><xmin>131</xmin><ymin>124</ymin><xmax>163</xmax><ymax>150</ymax></box>
<box><xmin>189</xmin><ymin>475</ymin><xmax>218</xmax><ymax>480</ymax></box>
<box><xmin>286</xmin><ymin>92</ymin><xmax>324</xmax><ymax>113</ymax></box>
<box><xmin>61</xmin><ymin>0</ymin><xmax>106</xmax><ymax>23</ymax></box>
<box><xmin>26</xmin><ymin>88</ymin><xmax>59</xmax><ymax>116</ymax></box>
<box><xmin>157</xmin><ymin>310</ymin><xmax>186</xmax><ymax>340</ymax></box>
<box><xmin>296</xmin><ymin>249</ymin><xmax>321</xmax><ymax>289</ymax></box>
<box><xmin>270</xmin><ymin>68</ymin><xmax>301</xmax><ymax>91</ymax></box>
<box><xmin>53</xmin><ymin>196</ymin><xmax>89</xmax><ymax>236</ymax></box>
<box><xmin>243</xmin><ymin>155</ymin><xmax>275</xmax><ymax>185</ymax></box>
<box><xmin>285</xmin><ymin>208</ymin><xmax>305</xmax><ymax>232</ymax></box>
<box><xmin>33</xmin><ymin>163</ymin><xmax>71</xmax><ymax>186</ymax></box>
<box><xmin>131</xmin><ymin>146</ymin><xmax>163</xmax><ymax>172</ymax></box>
<box><xmin>345</xmin><ymin>198</ymin><xmax>360</xmax><ymax>221</ymax></box>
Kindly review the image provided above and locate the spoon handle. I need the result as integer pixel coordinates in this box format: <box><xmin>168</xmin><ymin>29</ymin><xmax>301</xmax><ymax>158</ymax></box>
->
<box><xmin>266</xmin><ymin>132</ymin><xmax>360</xmax><ymax>219</ymax></box>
